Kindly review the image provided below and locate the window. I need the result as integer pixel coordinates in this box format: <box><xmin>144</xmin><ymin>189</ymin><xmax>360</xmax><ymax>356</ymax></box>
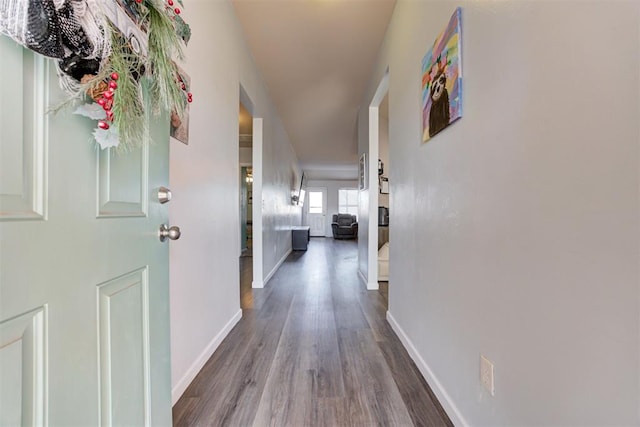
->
<box><xmin>308</xmin><ymin>191</ymin><xmax>323</xmax><ymax>214</ymax></box>
<box><xmin>338</xmin><ymin>188</ymin><xmax>358</xmax><ymax>219</ymax></box>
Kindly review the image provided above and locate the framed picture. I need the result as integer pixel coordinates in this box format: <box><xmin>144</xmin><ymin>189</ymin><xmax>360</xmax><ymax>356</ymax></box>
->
<box><xmin>170</xmin><ymin>63</ymin><xmax>191</xmax><ymax>145</ymax></box>
<box><xmin>103</xmin><ymin>0</ymin><xmax>149</xmax><ymax>56</ymax></box>
<box><xmin>358</xmin><ymin>153</ymin><xmax>366</xmax><ymax>190</ymax></box>
<box><xmin>421</xmin><ymin>7</ymin><xmax>463</xmax><ymax>142</ymax></box>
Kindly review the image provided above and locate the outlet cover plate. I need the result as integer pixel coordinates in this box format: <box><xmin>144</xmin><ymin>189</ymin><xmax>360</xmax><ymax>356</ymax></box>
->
<box><xmin>480</xmin><ymin>355</ymin><xmax>495</xmax><ymax>396</ymax></box>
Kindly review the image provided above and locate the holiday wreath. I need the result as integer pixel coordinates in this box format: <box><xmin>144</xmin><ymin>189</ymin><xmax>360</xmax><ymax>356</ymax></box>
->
<box><xmin>0</xmin><ymin>0</ymin><xmax>192</xmax><ymax>149</ymax></box>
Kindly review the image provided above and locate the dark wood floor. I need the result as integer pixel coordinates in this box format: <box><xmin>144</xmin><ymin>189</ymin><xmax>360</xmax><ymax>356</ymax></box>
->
<box><xmin>173</xmin><ymin>238</ymin><xmax>452</xmax><ymax>426</ymax></box>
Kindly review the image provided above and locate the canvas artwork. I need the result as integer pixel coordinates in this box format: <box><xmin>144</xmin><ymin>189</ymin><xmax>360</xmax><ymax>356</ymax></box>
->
<box><xmin>170</xmin><ymin>64</ymin><xmax>191</xmax><ymax>145</ymax></box>
<box><xmin>421</xmin><ymin>7</ymin><xmax>462</xmax><ymax>142</ymax></box>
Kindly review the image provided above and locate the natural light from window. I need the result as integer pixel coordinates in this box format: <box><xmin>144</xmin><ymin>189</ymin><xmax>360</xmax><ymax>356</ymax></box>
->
<box><xmin>308</xmin><ymin>191</ymin><xmax>323</xmax><ymax>214</ymax></box>
<box><xmin>338</xmin><ymin>188</ymin><xmax>358</xmax><ymax>219</ymax></box>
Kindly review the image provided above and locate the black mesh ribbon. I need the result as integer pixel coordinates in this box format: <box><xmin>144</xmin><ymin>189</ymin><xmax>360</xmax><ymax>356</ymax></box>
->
<box><xmin>24</xmin><ymin>0</ymin><xmax>65</xmax><ymax>58</ymax></box>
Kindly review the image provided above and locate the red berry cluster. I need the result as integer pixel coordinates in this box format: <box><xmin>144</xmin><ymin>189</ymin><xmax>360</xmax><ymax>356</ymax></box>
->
<box><xmin>177</xmin><ymin>73</ymin><xmax>193</xmax><ymax>104</ymax></box>
<box><xmin>165</xmin><ymin>0</ymin><xmax>181</xmax><ymax>16</ymax></box>
<box><xmin>97</xmin><ymin>72</ymin><xmax>119</xmax><ymax>130</ymax></box>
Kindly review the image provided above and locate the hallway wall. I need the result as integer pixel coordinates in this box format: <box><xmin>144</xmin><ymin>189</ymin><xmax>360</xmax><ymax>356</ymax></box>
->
<box><xmin>169</xmin><ymin>0</ymin><xmax>301</xmax><ymax>404</ymax></box>
<box><xmin>360</xmin><ymin>1</ymin><xmax>640</xmax><ymax>425</ymax></box>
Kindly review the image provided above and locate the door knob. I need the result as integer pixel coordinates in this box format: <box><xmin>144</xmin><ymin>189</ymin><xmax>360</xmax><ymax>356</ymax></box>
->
<box><xmin>159</xmin><ymin>224</ymin><xmax>181</xmax><ymax>242</ymax></box>
<box><xmin>158</xmin><ymin>187</ymin><xmax>172</xmax><ymax>204</ymax></box>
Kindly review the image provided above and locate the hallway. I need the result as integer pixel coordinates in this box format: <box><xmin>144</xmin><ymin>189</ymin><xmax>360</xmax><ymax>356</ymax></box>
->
<box><xmin>172</xmin><ymin>238</ymin><xmax>451</xmax><ymax>426</ymax></box>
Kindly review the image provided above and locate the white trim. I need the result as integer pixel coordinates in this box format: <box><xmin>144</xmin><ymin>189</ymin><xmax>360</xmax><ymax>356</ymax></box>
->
<box><xmin>367</xmin><ymin>106</ymin><xmax>379</xmax><ymax>286</ymax></box>
<box><xmin>258</xmin><ymin>248</ymin><xmax>292</xmax><ymax>288</ymax></box>
<box><xmin>357</xmin><ymin>269</ymin><xmax>379</xmax><ymax>290</ymax></box>
<box><xmin>171</xmin><ymin>309</ymin><xmax>243</xmax><ymax>405</ymax></box>
<box><xmin>358</xmin><ymin>269</ymin><xmax>367</xmax><ymax>286</ymax></box>
<box><xmin>386</xmin><ymin>311</ymin><xmax>468</xmax><ymax>427</ymax></box>
<box><xmin>366</xmin><ymin>70</ymin><xmax>389</xmax><ymax>290</ymax></box>
<box><xmin>252</xmin><ymin>118</ymin><xmax>264</xmax><ymax>290</ymax></box>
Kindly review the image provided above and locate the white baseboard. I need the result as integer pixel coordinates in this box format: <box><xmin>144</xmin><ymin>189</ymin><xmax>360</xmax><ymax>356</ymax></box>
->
<box><xmin>262</xmin><ymin>248</ymin><xmax>292</xmax><ymax>287</ymax></box>
<box><xmin>171</xmin><ymin>309</ymin><xmax>243</xmax><ymax>405</ymax></box>
<box><xmin>358</xmin><ymin>269</ymin><xmax>367</xmax><ymax>286</ymax></box>
<box><xmin>358</xmin><ymin>267</ymin><xmax>379</xmax><ymax>290</ymax></box>
<box><xmin>386</xmin><ymin>311</ymin><xmax>468</xmax><ymax>427</ymax></box>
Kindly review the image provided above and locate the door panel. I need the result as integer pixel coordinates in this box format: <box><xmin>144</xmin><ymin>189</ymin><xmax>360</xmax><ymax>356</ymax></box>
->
<box><xmin>309</xmin><ymin>215</ymin><xmax>324</xmax><ymax>237</ymax></box>
<box><xmin>0</xmin><ymin>307</ymin><xmax>46</xmax><ymax>427</ymax></box>
<box><xmin>0</xmin><ymin>36</ymin><xmax>47</xmax><ymax>220</ymax></box>
<box><xmin>97</xmin><ymin>144</ymin><xmax>149</xmax><ymax>217</ymax></box>
<box><xmin>98</xmin><ymin>268</ymin><xmax>150</xmax><ymax>427</ymax></box>
<box><xmin>0</xmin><ymin>37</ymin><xmax>172</xmax><ymax>426</ymax></box>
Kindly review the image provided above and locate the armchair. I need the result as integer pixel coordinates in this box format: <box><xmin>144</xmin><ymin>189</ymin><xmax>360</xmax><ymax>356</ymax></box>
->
<box><xmin>331</xmin><ymin>214</ymin><xmax>358</xmax><ymax>239</ymax></box>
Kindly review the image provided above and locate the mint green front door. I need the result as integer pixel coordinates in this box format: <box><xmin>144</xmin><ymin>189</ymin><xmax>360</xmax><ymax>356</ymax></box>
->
<box><xmin>0</xmin><ymin>37</ymin><xmax>172</xmax><ymax>426</ymax></box>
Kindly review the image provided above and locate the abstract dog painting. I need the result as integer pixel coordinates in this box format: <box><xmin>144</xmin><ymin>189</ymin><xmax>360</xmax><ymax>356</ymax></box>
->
<box><xmin>422</xmin><ymin>7</ymin><xmax>462</xmax><ymax>142</ymax></box>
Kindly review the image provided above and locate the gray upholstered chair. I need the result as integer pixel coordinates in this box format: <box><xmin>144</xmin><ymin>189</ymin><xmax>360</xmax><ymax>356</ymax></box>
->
<box><xmin>331</xmin><ymin>214</ymin><xmax>358</xmax><ymax>239</ymax></box>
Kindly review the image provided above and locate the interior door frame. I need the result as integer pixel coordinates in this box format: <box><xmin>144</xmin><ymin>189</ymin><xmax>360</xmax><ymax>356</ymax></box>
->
<box><xmin>364</xmin><ymin>69</ymin><xmax>389</xmax><ymax>290</ymax></box>
<box><xmin>239</xmin><ymin>86</ymin><xmax>265</xmax><ymax>289</ymax></box>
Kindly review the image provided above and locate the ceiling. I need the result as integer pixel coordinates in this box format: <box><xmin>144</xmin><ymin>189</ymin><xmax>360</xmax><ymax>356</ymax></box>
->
<box><xmin>232</xmin><ymin>0</ymin><xmax>396</xmax><ymax>180</ymax></box>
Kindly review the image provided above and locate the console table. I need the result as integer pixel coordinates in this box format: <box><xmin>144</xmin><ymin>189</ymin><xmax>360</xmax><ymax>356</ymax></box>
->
<box><xmin>292</xmin><ymin>226</ymin><xmax>310</xmax><ymax>251</ymax></box>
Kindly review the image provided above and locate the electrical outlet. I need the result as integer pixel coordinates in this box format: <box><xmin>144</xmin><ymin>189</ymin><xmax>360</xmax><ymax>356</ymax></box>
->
<box><xmin>480</xmin><ymin>355</ymin><xmax>495</xmax><ymax>396</ymax></box>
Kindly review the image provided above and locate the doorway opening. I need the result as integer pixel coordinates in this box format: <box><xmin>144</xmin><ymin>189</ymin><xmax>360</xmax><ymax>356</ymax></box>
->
<box><xmin>366</xmin><ymin>69</ymin><xmax>389</xmax><ymax>292</ymax></box>
<box><xmin>239</xmin><ymin>102</ymin><xmax>253</xmax><ymax>257</ymax></box>
<box><xmin>377</xmin><ymin>91</ymin><xmax>390</xmax><ymax>303</ymax></box>
<box><xmin>239</xmin><ymin>99</ymin><xmax>253</xmax><ymax>308</ymax></box>
<box><xmin>239</xmin><ymin>86</ymin><xmax>264</xmax><ymax>290</ymax></box>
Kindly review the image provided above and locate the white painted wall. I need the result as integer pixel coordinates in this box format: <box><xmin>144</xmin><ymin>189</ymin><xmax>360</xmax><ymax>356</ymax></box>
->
<box><xmin>302</xmin><ymin>179</ymin><xmax>358</xmax><ymax>237</ymax></box>
<box><xmin>169</xmin><ymin>0</ymin><xmax>301</xmax><ymax>404</ymax></box>
<box><xmin>239</xmin><ymin>146</ymin><xmax>252</xmax><ymax>165</ymax></box>
<box><xmin>360</xmin><ymin>1</ymin><xmax>640</xmax><ymax>425</ymax></box>
<box><xmin>261</xmin><ymin>124</ymin><xmax>303</xmax><ymax>286</ymax></box>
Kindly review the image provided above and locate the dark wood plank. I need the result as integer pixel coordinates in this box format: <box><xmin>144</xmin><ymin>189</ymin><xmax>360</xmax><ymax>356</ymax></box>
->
<box><xmin>378</xmin><ymin>339</ymin><xmax>454</xmax><ymax>427</ymax></box>
<box><xmin>172</xmin><ymin>238</ymin><xmax>452</xmax><ymax>427</ymax></box>
<box><xmin>361</xmin><ymin>262</ymin><xmax>453</xmax><ymax>426</ymax></box>
<box><xmin>173</xmin><ymin>267</ymin><xmax>294</xmax><ymax>426</ymax></box>
<box><xmin>253</xmin><ymin>243</ymin><xmax>347</xmax><ymax>425</ymax></box>
<box><xmin>316</xmin><ymin>397</ymin><xmax>349</xmax><ymax>427</ymax></box>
